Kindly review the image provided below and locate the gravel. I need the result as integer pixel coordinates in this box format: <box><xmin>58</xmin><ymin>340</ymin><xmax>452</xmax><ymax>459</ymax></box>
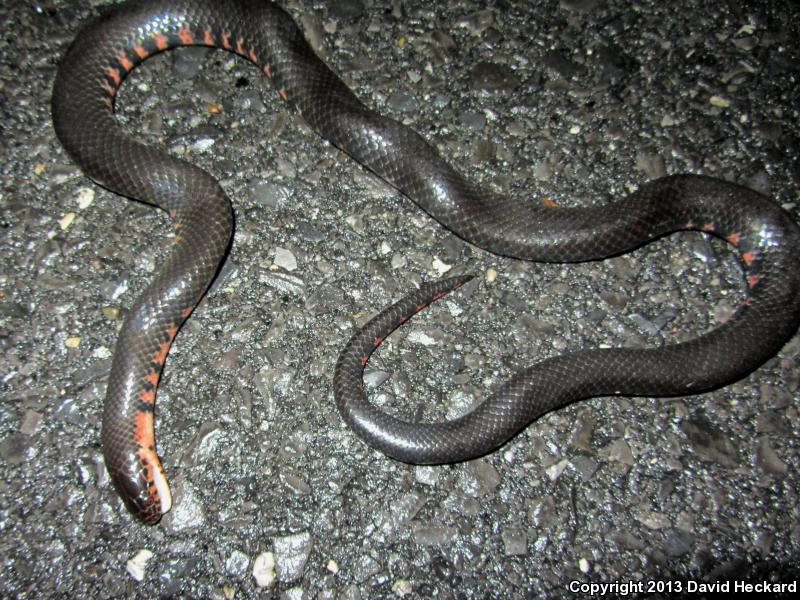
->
<box><xmin>1</xmin><ymin>0</ymin><xmax>799</xmax><ymax>597</ymax></box>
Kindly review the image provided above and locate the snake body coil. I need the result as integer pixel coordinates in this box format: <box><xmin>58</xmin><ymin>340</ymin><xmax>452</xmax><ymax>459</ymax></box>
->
<box><xmin>52</xmin><ymin>0</ymin><xmax>800</xmax><ymax>524</ymax></box>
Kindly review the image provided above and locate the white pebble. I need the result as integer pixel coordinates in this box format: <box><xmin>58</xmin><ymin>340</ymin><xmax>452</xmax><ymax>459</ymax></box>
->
<box><xmin>392</xmin><ymin>578</ymin><xmax>412</xmax><ymax>596</ymax></box>
<box><xmin>709</xmin><ymin>95</ymin><xmax>730</xmax><ymax>108</ymax></box>
<box><xmin>252</xmin><ymin>552</ymin><xmax>276</xmax><ymax>588</ymax></box>
<box><xmin>431</xmin><ymin>256</ymin><xmax>451</xmax><ymax>274</ymax></box>
<box><xmin>92</xmin><ymin>346</ymin><xmax>112</xmax><ymax>360</ymax></box>
<box><xmin>59</xmin><ymin>212</ymin><xmax>76</xmax><ymax>231</ymax></box>
<box><xmin>545</xmin><ymin>458</ymin><xmax>569</xmax><ymax>481</ymax></box>
<box><xmin>407</xmin><ymin>330</ymin><xmax>436</xmax><ymax>346</ymax></box>
<box><xmin>578</xmin><ymin>557</ymin><xmax>590</xmax><ymax>573</ymax></box>
<box><xmin>126</xmin><ymin>549</ymin><xmax>154</xmax><ymax>582</ymax></box>
<box><xmin>273</xmin><ymin>247</ymin><xmax>298</xmax><ymax>271</ymax></box>
<box><xmin>76</xmin><ymin>187</ymin><xmax>95</xmax><ymax>209</ymax></box>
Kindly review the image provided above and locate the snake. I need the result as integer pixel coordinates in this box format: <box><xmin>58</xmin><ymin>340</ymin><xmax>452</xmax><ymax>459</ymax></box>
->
<box><xmin>52</xmin><ymin>0</ymin><xmax>800</xmax><ymax>524</ymax></box>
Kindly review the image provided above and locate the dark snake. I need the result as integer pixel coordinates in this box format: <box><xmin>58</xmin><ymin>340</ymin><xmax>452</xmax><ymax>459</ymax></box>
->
<box><xmin>52</xmin><ymin>0</ymin><xmax>800</xmax><ymax>524</ymax></box>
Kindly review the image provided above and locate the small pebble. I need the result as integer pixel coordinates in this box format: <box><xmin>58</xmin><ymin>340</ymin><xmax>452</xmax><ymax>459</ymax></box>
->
<box><xmin>75</xmin><ymin>187</ymin><xmax>95</xmax><ymax>208</ymax></box>
<box><xmin>126</xmin><ymin>549</ymin><xmax>154</xmax><ymax>583</ymax></box>
<box><xmin>252</xmin><ymin>552</ymin><xmax>276</xmax><ymax>588</ymax></box>
<box><xmin>273</xmin><ymin>247</ymin><xmax>298</xmax><ymax>271</ymax></box>
<box><xmin>59</xmin><ymin>212</ymin><xmax>76</xmax><ymax>230</ymax></box>
<box><xmin>709</xmin><ymin>95</ymin><xmax>730</xmax><ymax>107</ymax></box>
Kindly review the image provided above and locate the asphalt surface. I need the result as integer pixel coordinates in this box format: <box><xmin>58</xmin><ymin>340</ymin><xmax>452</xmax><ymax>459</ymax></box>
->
<box><xmin>2</xmin><ymin>0</ymin><xmax>799</xmax><ymax>597</ymax></box>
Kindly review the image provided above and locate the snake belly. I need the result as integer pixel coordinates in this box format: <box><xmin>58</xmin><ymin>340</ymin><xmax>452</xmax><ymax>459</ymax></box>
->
<box><xmin>52</xmin><ymin>0</ymin><xmax>800</xmax><ymax>523</ymax></box>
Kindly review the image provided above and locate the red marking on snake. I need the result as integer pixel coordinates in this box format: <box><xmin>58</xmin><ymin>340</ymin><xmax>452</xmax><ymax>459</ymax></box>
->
<box><xmin>726</xmin><ymin>232</ymin><xmax>740</xmax><ymax>245</ymax></box>
<box><xmin>132</xmin><ymin>44</ymin><xmax>149</xmax><ymax>59</ymax></box>
<box><xmin>221</xmin><ymin>31</ymin><xmax>231</xmax><ymax>49</ymax></box>
<box><xmin>166</xmin><ymin>324</ymin><xmax>178</xmax><ymax>341</ymax></box>
<box><xmin>415</xmin><ymin>303</ymin><xmax>428</xmax><ymax>312</ymax></box>
<box><xmin>133</xmin><ymin>411</ymin><xmax>155</xmax><ymax>447</ymax></box>
<box><xmin>398</xmin><ymin>315</ymin><xmax>409</xmax><ymax>324</ymax></box>
<box><xmin>117</xmin><ymin>52</ymin><xmax>134</xmax><ymax>72</ymax></box>
<box><xmin>153</xmin><ymin>34</ymin><xmax>169</xmax><ymax>51</ymax></box>
<box><xmin>263</xmin><ymin>64</ymin><xmax>272</xmax><ymax>77</ymax></box>
<box><xmin>360</xmin><ymin>355</ymin><xmax>369</xmax><ymax>367</ymax></box>
<box><xmin>742</xmin><ymin>251</ymin><xmax>757</xmax><ymax>266</ymax></box>
<box><xmin>747</xmin><ymin>275</ymin><xmax>759</xmax><ymax>288</ymax></box>
<box><xmin>372</xmin><ymin>337</ymin><xmax>384</xmax><ymax>347</ymax></box>
<box><xmin>249</xmin><ymin>48</ymin><xmax>258</xmax><ymax>63</ymax></box>
<box><xmin>101</xmin><ymin>81</ymin><xmax>116</xmax><ymax>98</ymax></box>
<box><xmin>140</xmin><ymin>389</ymin><xmax>156</xmax><ymax>404</ymax></box>
<box><xmin>106</xmin><ymin>67</ymin><xmax>121</xmax><ymax>86</ymax></box>
<box><xmin>145</xmin><ymin>370</ymin><xmax>159</xmax><ymax>387</ymax></box>
<box><xmin>181</xmin><ymin>306</ymin><xmax>193</xmax><ymax>318</ymax></box>
<box><xmin>152</xmin><ymin>341</ymin><xmax>170</xmax><ymax>365</ymax></box>
<box><xmin>432</xmin><ymin>291</ymin><xmax>447</xmax><ymax>301</ymax></box>
<box><xmin>203</xmin><ymin>29</ymin><xmax>214</xmax><ymax>45</ymax></box>
<box><xmin>179</xmin><ymin>27</ymin><xmax>193</xmax><ymax>44</ymax></box>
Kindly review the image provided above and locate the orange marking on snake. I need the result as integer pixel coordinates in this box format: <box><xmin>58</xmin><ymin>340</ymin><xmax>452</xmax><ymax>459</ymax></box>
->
<box><xmin>742</xmin><ymin>251</ymin><xmax>757</xmax><ymax>266</ymax></box>
<box><xmin>133</xmin><ymin>411</ymin><xmax>155</xmax><ymax>447</ymax></box>
<box><xmin>166</xmin><ymin>324</ymin><xmax>178</xmax><ymax>340</ymax></box>
<box><xmin>249</xmin><ymin>48</ymin><xmax>258</xmax><ymax>63</ymax></box>
<box><xmin>542</xmin><ymin>197</ymin><xmax>559</xmax><ymax>208</ymax></box>
<box><xmin>236</xmin><ymin>37</ymin><xmax>244</xmax><ymax>55</ymax></box>
<box><xmin>132</xmin><ymin>44</ymin><xmax>149</xmax><ymax>59</ymax></box>
<box><xmin>152</xmin><ymin>341</ymin><xmax>170</xmax><ymax>365</ymax></box>
<box><xmin>701</xmin><ymin>223</ymin><xmax>715</xmax><ymax>232</ymax></box>
<box><xmin>117</xmin><ymin>52</ymin><xmax>134</xmax><ymax>72</ymax></box>
<box><xmin>179</xmin><ymin>27</ymin><xmax>194</xmax><ymax>44</ymax></box>
<box><xmin>221</xmin><ymin>31</ymin><xmax>231</xmax><ymax>49</ymax></box>
<box><xmin>139</xmin><ymin>389</ymin><xmax>156</xmax><ymax>404</ymax></box>
<box><xmin>263</xmin><ymin>64</ymin><xmax>272</xmax><ymax>77</ymax></box>
<box><xmin>106</xmin><ymin>67</ymin><xmax>121</xmax><ymax>86</ymax></box>
<box><xmin>203</xmin><ymin>29</ymin><xmax>214</xmax><ymax>45</ymax></box>
<box><xmin>101</xmin><ymin>81</ymin><xmax>116</xmax><ymax>98</ymax></box>
<box><xmin>154</xmin><ymin>34</ymin><xmax>169</xmax><ymax>50</ymax></box>
<box><xmin>278</xmin><ymin>88</ymin><xmax>289</xmax><ymax>101</ymax></box>
<box><xmin>171</xmin><ymin>234</ymin><xmax>183</xmax><ymax>246</ymax></box>
<box><xmin>373</xmin><ymin>337</ymin><xmax>384</xmax><ymax>347</ymax></box>
<box><xmin>726</xmin><ymin>232</ymin><xmax>740</xmax><ymax>245</ymax></box>
<box><xmin>145</xmin><ymin>370</ymin><xmax>160</xmax><ymax>387</ymax></box>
